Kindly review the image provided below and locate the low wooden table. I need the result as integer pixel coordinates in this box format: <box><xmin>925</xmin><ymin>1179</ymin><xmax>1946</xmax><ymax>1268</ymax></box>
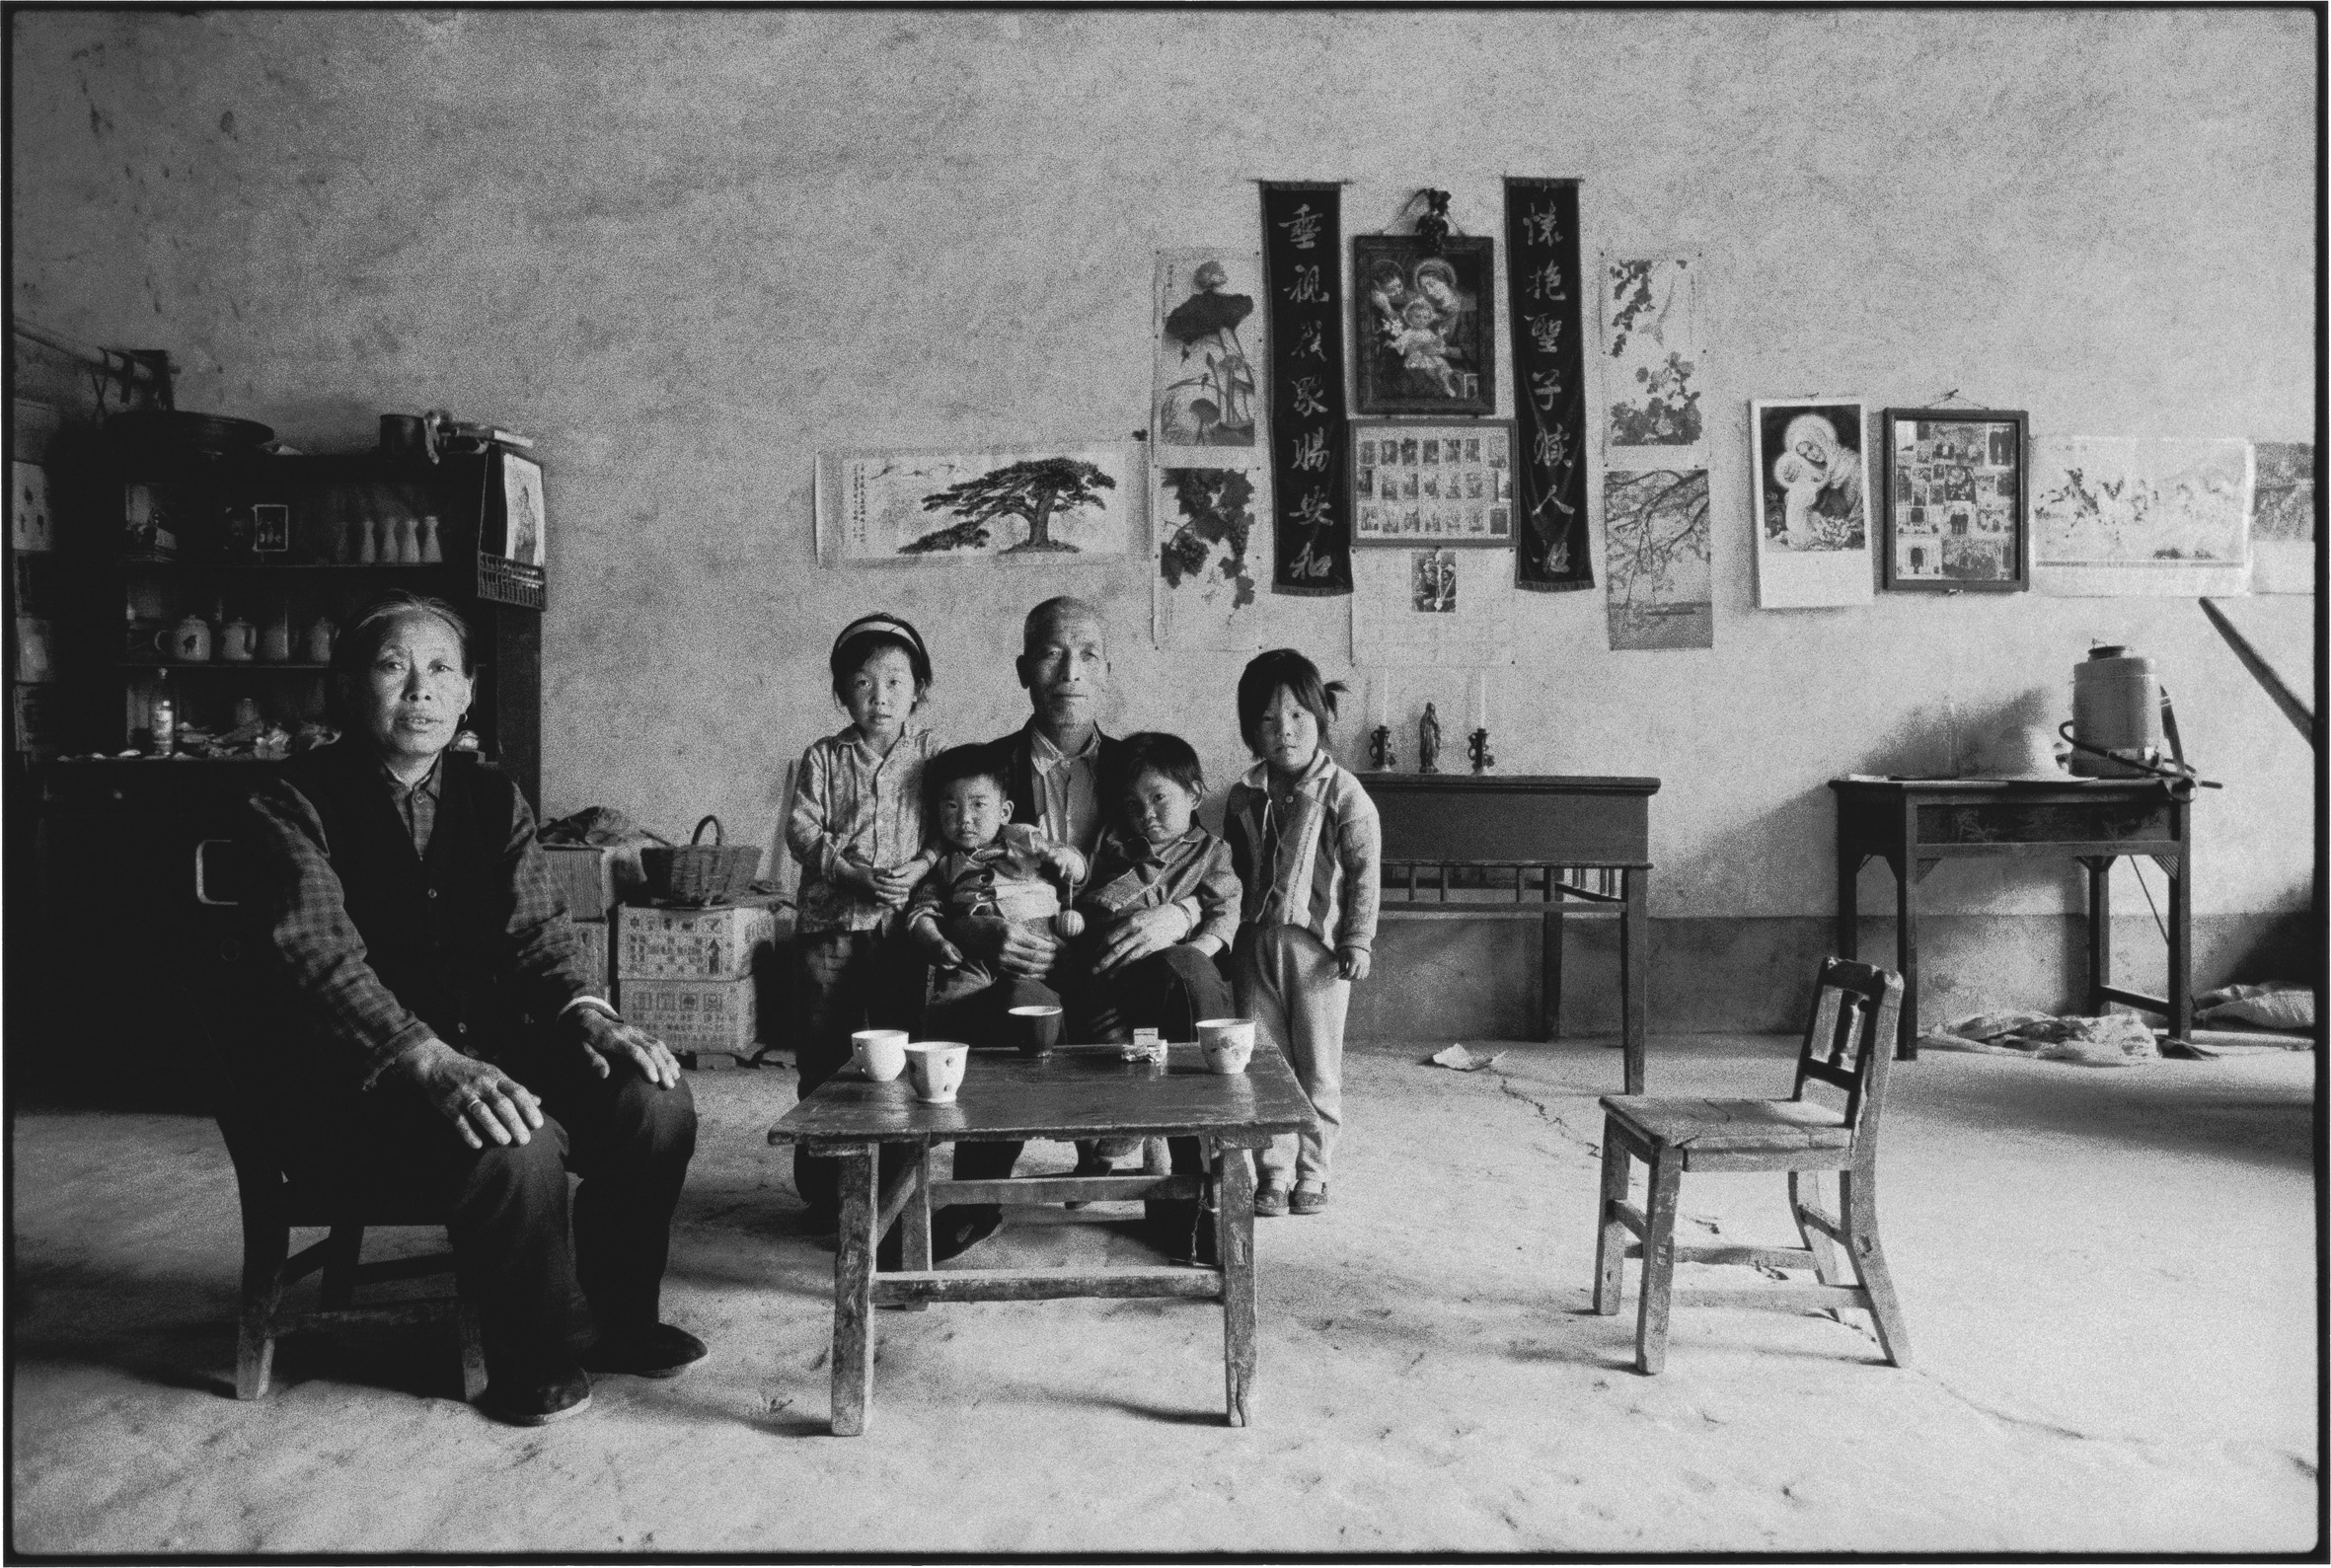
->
<box><xmin>1830</xmin><ymin>777</ymin><xmax>2193</xmax><ymax>1059</ymax></box>
<box><xmin>1367</xmin><ymin>775</ymin><xmax>1660</xmax><ymax>1093</ymax></box>
<box><xmin>767</xmin><ymin>1044</ymin><xmax>1315</xmax><ymax>1436</ymax></box>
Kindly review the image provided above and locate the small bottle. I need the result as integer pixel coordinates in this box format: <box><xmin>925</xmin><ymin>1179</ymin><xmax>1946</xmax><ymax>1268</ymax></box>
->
<box><xmin>417</xmin><ymin>514</ymin><xmax>444</xmax><ymax>563</ymax></box>
<box><xmin>392</xmin><ymin>516</ymin><xmax>416</xmax><ymax>563</ymax></box>
<box><xmin>357</xmin><ymin>516</ymin><xmax>379</xmax><ymax>564</ymax></box>
<box><xmin>150</xmin><ymin>679</ymin><xmax>176</xmax><ymax>757</ymax></box>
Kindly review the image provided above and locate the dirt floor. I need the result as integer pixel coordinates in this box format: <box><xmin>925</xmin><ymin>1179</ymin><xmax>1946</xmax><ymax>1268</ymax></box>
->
<box><xmin>9</xmin><ymin>1033</ymin><xmax>2320</xmax><ymax>1555</ymax></box>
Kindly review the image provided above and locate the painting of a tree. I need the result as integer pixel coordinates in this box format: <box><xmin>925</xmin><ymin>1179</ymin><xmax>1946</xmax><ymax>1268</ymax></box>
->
<box><xmin>903</xmin><ymin>457</ymin><xmax>1118</xmax><ymax>556</ymax></box>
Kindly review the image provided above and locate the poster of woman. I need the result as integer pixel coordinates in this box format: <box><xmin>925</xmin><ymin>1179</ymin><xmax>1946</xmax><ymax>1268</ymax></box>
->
<box><xmin>1751</xmin><ymin>398</ymin><xmax>1873</xmax><ymax>608</ymax></box>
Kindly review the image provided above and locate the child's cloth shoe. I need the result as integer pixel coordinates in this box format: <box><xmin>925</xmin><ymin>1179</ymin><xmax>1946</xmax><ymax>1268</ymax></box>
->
<box><xmin>1253</xmin><ymin>1182</ymin><xmax>1290</xmax><ymax>1218</ymax></box>
<box><xmin>1290</xmin><ymin>1181</ymin><xmax>1328</xmax><ymax>1216</ymax></box>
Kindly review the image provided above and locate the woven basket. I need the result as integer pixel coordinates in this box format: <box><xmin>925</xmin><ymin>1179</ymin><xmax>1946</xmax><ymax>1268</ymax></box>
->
<box><xmin>639</xmin><ymin>815</ymin><xmax>762</xmax><ymax>908</ymax></box>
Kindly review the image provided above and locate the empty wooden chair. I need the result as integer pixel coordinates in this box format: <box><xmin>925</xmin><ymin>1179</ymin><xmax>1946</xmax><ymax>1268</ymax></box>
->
<box><xmin>1593</xmin><ymin>957</ymin><xmax>1911</xmax><ymax>1374</ymax></box>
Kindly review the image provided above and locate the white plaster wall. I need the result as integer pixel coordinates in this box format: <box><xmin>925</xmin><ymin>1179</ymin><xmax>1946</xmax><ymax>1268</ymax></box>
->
<box><xmin>12</xmin><ymin>9</ymin><xmax>2316</xmax><ymax>920</ymax></box>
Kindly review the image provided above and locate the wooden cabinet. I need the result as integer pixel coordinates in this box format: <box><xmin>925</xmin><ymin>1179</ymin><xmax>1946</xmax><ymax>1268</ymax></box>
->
<box><xmin>18</xmin><ymin>435</ymin><xmax>548</xmax><ymax>1096</ymax></box>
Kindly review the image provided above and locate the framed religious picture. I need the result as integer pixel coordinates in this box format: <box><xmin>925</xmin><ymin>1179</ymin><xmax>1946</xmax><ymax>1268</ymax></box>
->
<box><xmin>1879</xmin><ymin>407</ymin><xmax>2029</xmax><ymax>592</ymax></box>
<box><xmin>1351</xmin><ymin>235</ymin><xmax>1496</xmax><ymax>417</ymax></box>
<box><xmin>1351</xmin><ymin>418</ymin><xmax>1515</xmax><ymax>547</ymax></box>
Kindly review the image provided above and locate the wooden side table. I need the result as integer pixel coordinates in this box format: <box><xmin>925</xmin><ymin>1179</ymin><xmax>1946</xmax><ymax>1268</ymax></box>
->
<box><xmin>1830</xmin><ymin>778</ymin><xmax>2193</xmax><ymax>1059</ymax></box>
<box><xmin>1366</xmin><ymin>775</ymin><xmax>1659</xmax><ymax>1094</ymax></box>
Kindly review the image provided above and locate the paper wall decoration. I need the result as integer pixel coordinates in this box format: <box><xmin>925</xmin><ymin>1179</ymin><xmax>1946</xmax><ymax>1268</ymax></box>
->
<box><xmin>1505</xmin><ymin>179</ymin><xmax>1592</xmax><ymax>590</ymax></box>
<box><xmin>815</xmin><ymin>444</ymin><xmax>1140</xmax><ymax>566</ymax></box>
<box><xmin>2250</xmin><ymin>441</ymin><xmax>2315</xmax><ymax>594</ymax></box>
<box><xmin>1153</xmin><ymin>465</ymin><xmax>1270</xmax><ymax>651</ymax></box>
<box><xmin>1603</xmin><ymin>469</ymin><xmax>1712</xmax><ymax>650</ymax></box>
<box><xmin>1602</xmin><ymin>251</ymin><xmax>1706</xmax><ymax>465</ymax></box>
<box><xmin>2031</xmin><ymin>436</ymin><xmax>2254</xmax><ymax>596</ymax></box>
<box><xmin>1751</xmin><ymin>398</ymin><xmax>1874</xmax><ymax>609</ymax></box>
<box><xmin>1153</xmin><ymin>249</ymin><xmax>1266</xmax><ymax>461</ymax></box>
<box><xmin>1350</xmin><ymin>546</ymin><xmax>1516</xmax><ymax>666</ymax></box>
<box><xmin>1351</xmin><ymin>420</ymin><xmax>1514</xmax><ymax>548</ymax></box>
<box><xmin>1260</xmin><ymin>182</ymin><xmax>1352</xmax><ymax>595</ymax></box>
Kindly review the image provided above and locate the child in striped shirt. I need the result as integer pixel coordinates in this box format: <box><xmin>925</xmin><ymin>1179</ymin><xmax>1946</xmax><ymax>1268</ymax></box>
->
<box><xmin>784</xmin><ymin>612</ymin><xmax>941</xmax><ymax>1229</ymax></box>
<box><xmin>1223</xmin><ymin>648</ymin><xmax>1381</xmax><ymax>1218</ymax></box>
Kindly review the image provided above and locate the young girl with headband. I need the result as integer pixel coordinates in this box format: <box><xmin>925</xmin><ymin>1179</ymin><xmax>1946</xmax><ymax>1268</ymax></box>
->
<box><xmin>784</xmin><ymin>612</ymin><xmax>942</xmax><ymax>1230</ymax></box>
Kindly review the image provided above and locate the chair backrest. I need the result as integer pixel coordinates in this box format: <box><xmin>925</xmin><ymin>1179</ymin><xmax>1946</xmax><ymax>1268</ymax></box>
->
<box><xmin>1791</xmin><ymin>957</ymin><xmax>1906</xmax><ymax>1148</ymax></box>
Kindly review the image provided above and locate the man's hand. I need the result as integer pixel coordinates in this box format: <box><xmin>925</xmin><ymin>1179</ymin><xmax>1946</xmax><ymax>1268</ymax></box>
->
<box><xmin>950</xmin><ymin>914</ymin><xmax>1060</xmax><ymax>980</ymax></box>
<box><xmin>574</xmin><ymin>1008</ymin><xmax>682</xmax><ymax>1088</ymax></box>
<box><xmin>1336</xmin><ymin>945</ymin><xmax>1372</xmax><ymax>983</ymax></box>
<box><xmin>399</xmin><ymin>1039</ymin><xmax>545</xmax><ymax>1150</ymax></box>
<box><xmin>1090</xmin><ymin>904</ymin><xmax>1186</xmax><ymax>974</ymax></box>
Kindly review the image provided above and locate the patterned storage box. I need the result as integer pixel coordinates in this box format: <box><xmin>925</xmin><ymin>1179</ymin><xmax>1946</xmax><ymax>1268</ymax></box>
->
<box><xmin>616</xmin><ymin>903</ymin><xmax>777</xmax><ymax>981</ymax></box>
<box><xmin>621</xmin><ymin>975</ymin><xmax>757</xmax><ymax>1060</ymax></box>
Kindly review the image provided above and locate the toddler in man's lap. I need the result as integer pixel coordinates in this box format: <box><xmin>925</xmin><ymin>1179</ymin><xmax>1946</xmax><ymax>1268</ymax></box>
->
<box><xmin>907</xmin><ymin>744</ymin><xmax>1087</xmax><ymax>1047</ymax></box>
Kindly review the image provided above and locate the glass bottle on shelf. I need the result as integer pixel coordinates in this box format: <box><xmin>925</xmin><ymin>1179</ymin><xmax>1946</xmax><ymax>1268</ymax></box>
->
<box><xmin>261</xmin><ymin>609</ymin><xmax>292</xmax><ymax>663</ymax></box>
<box><xmin>357</xmin><ymin>512</ymin><xmax>378</xmax><ymax>564</ymax></box>
<box><xmin>417</xmin><ymin>514</ymin><xmax>444</xmax><ymax>563</ymax></box>
<box><xmin>149</xmin><ymin>676</ymin><xmax>176</xmax><ymax>757</ymax></box>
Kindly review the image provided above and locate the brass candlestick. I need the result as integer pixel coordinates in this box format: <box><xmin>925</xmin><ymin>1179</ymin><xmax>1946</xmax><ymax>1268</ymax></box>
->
<box><xmin>1368</xmin><ymin>724</ymin><xmax>1397</xmax><ymax>771</ymax></box>
<box><xmin>1468</xmin><ymin>727</ymin><xmax>1495</xmax><ymax>775</ymax></box>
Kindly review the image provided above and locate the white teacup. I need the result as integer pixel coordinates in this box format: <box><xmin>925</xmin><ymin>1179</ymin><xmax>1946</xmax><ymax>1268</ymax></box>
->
<box><xmin>851</xmin><ymin>1029</ymin><xmax>909</xmax><ymax>1083</ymax></box>
<box><xmin>1197</xmin><ymin>1017</ymin><xmax>1256</xmax><ymax>1076</ymax></box>
<box><xmin>902</xmin><ymin>1042</ymin><xmax>970</xmax><ymax>1104</ymax></box>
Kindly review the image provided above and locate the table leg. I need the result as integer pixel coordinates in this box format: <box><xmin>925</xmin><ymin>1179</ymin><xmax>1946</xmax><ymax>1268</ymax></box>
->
<box><xmin>2166</xmin><ymin>847</ymin><xmax>2192</xmax><ymax>1040</ymax></box>
<box><xmin>1620</xmin><ymin>867</ymin><xmax>1648</xmax><ymax>1094</ymax></box>
<box><xmin>1893</xmin><ymin>858</ymin><xmax>1920</xmax><ymax>1061</ymax></box>
<box><xmin>899</xmin><ymin>1146</ymin><xmax>933</xmax><ymax>1311</ymax></box>
<box><xmin>2084</xmin><ymin>857</ymin><xmax>2114</xmax><ymax>1016</ymax></box>
<box><xmin>1216</xmin><ymin>1140</ymin><xmax>1256</xmax><ymax>1428</ymax></box>
<box><xmin>1836</xmin><ymin>848</ymin><xmax>1860</xmax><ymax>961</ymax></box>
<box><xmin>831</xmin><ymin>1144</ymin><xmax>877</xmax><ymax>1436</ymax></box>
<box><xmin>1540</xmin><ymin>903</ymin><xmax>1564</xmax><ymax>1043</ymax></box>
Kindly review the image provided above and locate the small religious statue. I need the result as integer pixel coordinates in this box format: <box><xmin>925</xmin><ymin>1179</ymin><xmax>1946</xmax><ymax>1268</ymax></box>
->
<box><xmin>1417</xmin><ymin>702</ymin><xmax>1442</xmax><ymax>774</ymax></box>
<box><xmin>1467</xmin><ymin>726</ymin><xmax>1495</xmax><ymax>774</ymax></box>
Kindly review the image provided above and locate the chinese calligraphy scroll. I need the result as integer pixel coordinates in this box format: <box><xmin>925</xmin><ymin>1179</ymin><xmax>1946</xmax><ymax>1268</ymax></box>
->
<box><xmin>1260</xmin><ymin>182</ymin><xmax>1352</xmax><ymax>595</ymax></box>
<box><xmin>1504</xmin><ymin>179</ymin><xmax>1592</xmax><ymax>591</ymax></box>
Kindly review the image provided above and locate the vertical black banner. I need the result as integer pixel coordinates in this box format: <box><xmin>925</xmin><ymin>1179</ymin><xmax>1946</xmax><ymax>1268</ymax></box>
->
<box><xmin>1259</xmin><ymin>182</ymin><xmax>1352</xmax><ymax>595</ymax></box>
<box><xmin>1505</xmin><ymin>179</ymin><xmax>1592</xmax><ymax>591</ymax></box>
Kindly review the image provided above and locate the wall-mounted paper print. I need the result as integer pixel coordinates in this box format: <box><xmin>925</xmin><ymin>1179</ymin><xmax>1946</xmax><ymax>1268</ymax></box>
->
<box><xmin>1752</xmin><ymin>399</ymin><xmax>1873</xmax><ymax>609</ymax></box>
<box><xmin>1603</xmin><ymin>469</ymin><xmax>1712</xmax><ymax>650</ymax></box>
<box><xmin>2030</xmin><ymin>436</ymin><xmax>2253</xmax><ymax>597</ymax></box>
<box><xmin>1351</xmin><ymin>420</ymin><xmax>1513</xmax><ymax>547</ymax></box>
<box><xmin>1153</xmin><ymin>466</ymin><xmax>1270</xmax><ymax>651</ymax></box>
<box><xmin>1154</xmin><ymin>249</ymin><xmax>1263</xmax><ymax>457</ymax></box>
<box><xmin>1880</xmin><ymin>409</ymin><xmax>2029</xmax><ymax>592</ymax></box>
<box><xmin>1602</xmin><ymin>252</ymin><xmax>1705</xmax><ymax>461</ymax></box>
<box><xmin>816</xmin><ymin>445</ymin><xmax>1137</xmax><ymax>566</ymax></box>
<box><xmin>1350</xmin><ymin>546</ymin><xmax>1515</xmax><ymax>666</ymax></box>
<box><xmin>2249</xmin><ymin>441</ymin><xmax>2314</xmax><ymax>595</ymax></box>
<box><xmin>501</xmin><ymin>452</ymin><xmax>547</xmax><ymax>570</ymax></box>
<box><xmin>1352</xmin><ymin>236</ymin><xmax>1496</xmax><ymax>417</ymax></box>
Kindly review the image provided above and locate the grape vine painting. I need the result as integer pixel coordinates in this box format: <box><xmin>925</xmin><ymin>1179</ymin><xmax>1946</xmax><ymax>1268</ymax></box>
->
<box><xmin>1153</xmin><ymin>465</ymin><xmax>1269</xmax><ymax>650</ymax></box>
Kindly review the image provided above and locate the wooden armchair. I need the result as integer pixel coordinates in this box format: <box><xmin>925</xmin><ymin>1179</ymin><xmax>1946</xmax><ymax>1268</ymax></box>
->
<box><xmin>1593</xmin><ymin>957</ymin><xmax>1912</xmax><ymax>1374</ymax></box>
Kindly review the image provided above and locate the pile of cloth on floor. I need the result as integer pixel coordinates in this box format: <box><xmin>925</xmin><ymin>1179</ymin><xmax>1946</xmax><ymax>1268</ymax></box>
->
<box><xmin>2193</xmin><ymin>982</ymin><xmax>2313</xmax><ymax>1035</ymax></box>
<box><xmin>1919</xmin><ymin>1010</ymin><xmax>2160</xmax><ymax>1066</ymax></box>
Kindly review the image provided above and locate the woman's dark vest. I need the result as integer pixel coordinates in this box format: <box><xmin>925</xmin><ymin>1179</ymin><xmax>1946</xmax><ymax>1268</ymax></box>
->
<box><xmin>275</xmin><ymin>741</ymin><xmax>523</xmax><ymax>1049</ymax></box>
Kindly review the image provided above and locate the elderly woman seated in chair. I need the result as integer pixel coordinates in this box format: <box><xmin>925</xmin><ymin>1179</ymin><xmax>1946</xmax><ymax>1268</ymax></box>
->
<box><xmin>241</xmin><ymin>592</ymin><xmax>701</xmax><ymax>1426</ymax></box>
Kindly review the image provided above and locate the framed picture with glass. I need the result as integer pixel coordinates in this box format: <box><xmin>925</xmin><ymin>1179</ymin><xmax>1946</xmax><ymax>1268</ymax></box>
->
<box><xmin>1880</xmin><ymin>408</ymin><xmax>2029</xmax><ymax>592</ymax></box>
<box><xmin>1350</xmin><ymin>418</ymin><xmax>1515</xmax><ymax>548</ymax></box>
